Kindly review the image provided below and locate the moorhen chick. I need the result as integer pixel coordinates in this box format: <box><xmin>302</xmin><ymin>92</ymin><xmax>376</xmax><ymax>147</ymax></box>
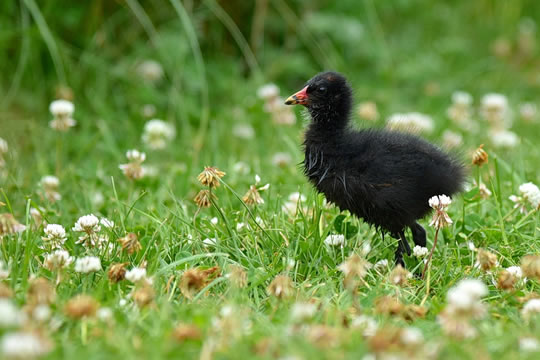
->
<box><xmin>285</xmin><ymin>71</ymin><xmax>465</xmax><ymax>265</ymax></box>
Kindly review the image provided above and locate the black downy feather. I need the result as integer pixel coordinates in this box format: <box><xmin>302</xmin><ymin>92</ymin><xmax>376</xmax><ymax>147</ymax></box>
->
<box><xmin>288</xmin><ymin>71</ymin><xmax>466</xmax><ymax>265</ymax></box>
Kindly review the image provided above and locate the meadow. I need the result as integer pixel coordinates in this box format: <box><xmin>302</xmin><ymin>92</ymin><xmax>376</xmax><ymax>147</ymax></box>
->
<box><xmin>1</xmin><ymin>0</ymin><xmax>540</xmax><ymax>359</ymax></box>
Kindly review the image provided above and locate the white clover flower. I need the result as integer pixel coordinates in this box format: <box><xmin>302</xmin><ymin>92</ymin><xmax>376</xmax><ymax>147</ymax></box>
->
<box><xmin>272</xmin><ymin>152</ymin><xmax>292</xmax><ymax>167</ymax></box>
<box><xmin>520</xmin><ymin>182</ymin><xmax>540</xmax><ymax>209</ymax></box>
<box><xmin>447</xmin><ymin>91</ymin><xmax>474</xmax><ymax>126</ymax></box>
<box><xmin>386</xmin><ymin>112</ymin><xmax>434</xmax><ymax>134</ymax></box>
<box><xmin>49</xmin><ymin>99</ymin><xmax>76</xmax><ymax>131</ymax></box>
<box><xmin>136</xmin><ymin>60</ymin><xmax>164</xmax><ymax>82</ymax></box>
<box><xmin>32</xmin><ymin>305</ymin><xmax>51</xmax><ymax>323</ymax></box>
<box><xmin>40</xmin><ymin>175</ymin><xmax>59</xmax><ymax>189</ymax></box>
<box><xmin>290</xmin><ymin>302</ymin><xmax>317</xmax><ymax>322</ymax></box>
<box><xmin>520</xmin><ymin>337</ymin><xmax>540</xmax><ymax>352</ymax></box>
<box><xmin>429</xmin><ymin>195</ymin><xmax>453</xmax><ymax>228</ymax></box>
<box><xmin>119</xmin><ymin>150</ymin><xmax>146</xmax><ymax>180</ymax></box>
<box><xmin>506</xmin><ymin>266</ymin><xmax>523</xmax><ymax>278</ymax></box>
<box><xmin>0</xmin><ymin>331</ymin><xmax>51</xmax><ymax>358</ymax></box>
<box><xmin>125</xmin><ymin>267</ymin><xmax>147</xmax><ymax>283</ymax></box>
<box><xmin>324</xmin><ymin>234</ymin><xmax>345</xmax><ymax>247</ymax></box>
<box><xmin>374</xmin><ymin>259</ymin><xmax>389</xmax><ymax>271</ymax></box>
<box><xmin>232</xmin><ymin>124</ymin><xmax>255</xmax><ymax>139</ymax></box>
<box><xmin>522</xmin><ymin>299</ymin><xmax>540</xmax><ymax>319</ymax></box>
<box><xmin>100</xmin><ymin>218</ymin><xmax>115</xmax><ymax>229</ymax></box>
<box><xmin>447</xmin><ymin>279</ymin><xmax>488</xmax><ymax>310</ymax></box>
<box><xmin>478</xmin><ymin>183</ymin><xmax>492</xmax><ymax>199</ymax></box>
<box><xmin>41</xmin><ymin>224</ymin><xmax>67</xmax><ymax>249</ymax></box>
<box><xmin>74</xmin><ymin>256</ymin><xmax>102</xmax><ymax>273</ymax></box>
<box><xmin>39</xmin><ymin>175</ymin><xmax>61</xmax><ymax>202</ymax></box>
<box><xmin>210</xmin><ymin>217</ymin><xmax>218</xmax><ymax>225</ymax></box>
<box><xmin>452</xmin><ymin>91</ymin><xmax>473</xmax><ymax>106</ymax></box>
<box><xmin>142</xmin><ymin>119</ymin><xmax>176</xmax><ymax>150</ymax></box>
<box><xmin>413</xmin><ymin>245</ymin><xmax>429</xmax><ymax>258</ymax></box>
<box><xmin>257</xmin><ymin>83</ymin><xmax>279</xmax><ymax>100</ymax></box>
<box><xmin>490</xmin><ymin>129</ymin><xmax>519</xmax><ymax>148</ymax></box>
<box><xmin>44</xmin><ymin>250</ymin><xmax>73</xmax><ymax>271</ymax></box>
<box><xmin>481</xmin><ymin>93</ymin><xmax>507</xmax><ymax>111</ymax></box>
<box><xmin>126</xmin><ymin>149</ymin><xmax>146</xmax><ymax>163</ymax></box>
<box><xmin>442</xmin><ymin>130</ymin><xmax>463</xmax><ymax>149</ymax></box>
<box><xmin>481</xmin><ymin>93</ymin><xmax>511</xmax><ymax>128</ymax></box>
<box><xmin>49</xmin><ymin>99</ymin><xmax>74</xmax><ymax>118</ymax></box>
<box><xmin>73</xmin><ymin>214</ymin><xmax>100</xmax><ymax>233</ymax></box>
<box><xmin>97</xmin><ymin>307</ymin><xmax>113</xmax><ymax>322</ymax></box>
<box><xmin>401</xmin><ymin>327</ymin><xmax>424</xmax><ymax>346</ymax></box>
<box><xmin>0</xmin><ymin>300</ymin><xmax>25</xmax><ymax>328</ymax></box>
<box><xmin>510</xmin><ymin>182</ymin><xmax>540</xmax><ymax>213</ymax></box>
<box><xmin>351</xmin><ymin>315</ymin><xmax>378</xmax><ymax>337</ymax></box>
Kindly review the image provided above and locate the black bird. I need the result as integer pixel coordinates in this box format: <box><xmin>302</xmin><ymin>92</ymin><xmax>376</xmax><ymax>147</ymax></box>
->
<box><xmin>285</xmin><ymin>71</ymin><xmax>465</xmax><ymax>265</ymax></box>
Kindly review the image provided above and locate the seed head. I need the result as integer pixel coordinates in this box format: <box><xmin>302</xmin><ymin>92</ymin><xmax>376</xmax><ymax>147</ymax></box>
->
<box><xmin>472</xmin><ymin>144</ymin><xmax>488</xmax><ymax>166</ymax></box>
<box><xmin>197</xmin><ymin>166</ymin><xmax>225</xmax><ymax>188</ymax></box>
<box><xmin>194</xmin><ymin>189</ymin><xmax>216</xmax><ymax>208</ymax></box>
<box><xmin>118</xmin><ymin>233</ymin><xmax>142</xmax><ymax>254</ymax></box>
<box><xmin>521</xmin><ymin>255</ymin><xmax>540</xmax><ymax>279</ymax></box>
<box><xmin>266</xmin><ymin>274</ymin><xmax>294</xmax><ymax>299</ymax></box>
<box><xmin>0</xmin><ymin>283</ymin><xmax>13</xmax><ymax>298</ymax></box>
<box><xmin>242</xmin><ymin>185</ymin><xmax>264</xmax><ymax>205</ymax></box>
<box><xmin>374</xmin><ymin>296</ymin><xmax>404</xmax><ymax>316</ymax></box>
<box><xmin>172</xmin><ymin>323</ymin><xmax>201</xmax><ymax>343</ymax></box>
<box><xmin>180</xmin><ymin>267</ymin><xmax>221</xmax><ymax>299</ymax></box>
<box><xmin>338</xmin><ymin>254</ymin><xmax>370</xmax><ymax>290</ymax></box>
<box><xmin>132</xmin><ymin>284</ymin><xmax>155</xmax><ymax>308</ymax></box>
<box><xmin>497</xmin><ymin>270</ymin><xmax>517</xmax><ymax>290</ymax></box>
<box><xmin>108</xmin><ymin>263</ymin><xmax>127</xmax><ymax>283</ymax></box>
<box><xmin>27</xmin><ymin>277</ymin><xmax>56</xmax><ymax>306</ymax></box>
<box><xmin>64</xmin><ymin>295</ymin><xmax>99</xmax><ymax>319</ymax></box>
<box><xmin>389</xmin><ymin>265</ymin><xmax>411</xmax><ymax>287</ymax></box>
<box><xmin>477</xmin><ymin>248</ymin><xmax>498</xmax><ymax>271</ymax></box>
<box><xmin>227</xmin><ymin>265</ymin><xmax>247</xmax><ymax>288</ymax></box>
<box><xmin>0</xmin><ymin>213</ymin><xmax>26</xmax><ymax>237</ymax></box>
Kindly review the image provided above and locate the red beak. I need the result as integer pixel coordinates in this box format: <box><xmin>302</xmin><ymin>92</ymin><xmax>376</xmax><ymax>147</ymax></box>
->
<box><xmin>285</xmin><ymin>86</ymin><xmax>309</xmax><ymax>106</ymax></box>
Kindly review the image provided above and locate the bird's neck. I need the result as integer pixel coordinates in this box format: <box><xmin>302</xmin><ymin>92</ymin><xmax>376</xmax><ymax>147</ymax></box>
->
<box><xmin>307</xmin><ymin>99</ymin><xmax>351</xmax><ymax>130</ymax></box>
<box><xmin>305</xmin><ymin>106</ymin><xmax>350</xmax><ymax>140</ymax></box>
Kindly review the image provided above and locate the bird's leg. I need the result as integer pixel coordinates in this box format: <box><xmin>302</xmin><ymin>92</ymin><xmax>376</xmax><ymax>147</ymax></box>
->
<box><xmin>411</xmin><ymin>222</ymin><xmax>427</xmax><ymax>248</ymax></box>
<box><xmin>393</xmin><ymin>231</ymin><xmax>411</xmax><ymax>267</ymax></box>
<box><xmin>399</xmin><ymin>230</ymin><xmax>412</xmax><ymax>256</ymax></box>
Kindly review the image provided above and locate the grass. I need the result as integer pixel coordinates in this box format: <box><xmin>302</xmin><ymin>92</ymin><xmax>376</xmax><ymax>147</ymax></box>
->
<box><xmin>1</xmin><ymin>0</ymin><xmax>540</xmax><ymax>359</ymax></box>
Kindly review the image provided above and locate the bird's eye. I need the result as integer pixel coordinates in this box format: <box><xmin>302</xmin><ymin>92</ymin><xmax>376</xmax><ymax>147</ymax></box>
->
<box><xmin>318</xmin><ymin>86</ymin><xmax>327</xmax><ymax>93</ymax></box>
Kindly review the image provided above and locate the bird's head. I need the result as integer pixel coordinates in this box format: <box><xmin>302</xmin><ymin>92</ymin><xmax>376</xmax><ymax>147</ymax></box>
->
<box><xmin>285</xmin><ymin>71</ymin><xmax>353</xmax><ymax>127</ymax></box>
